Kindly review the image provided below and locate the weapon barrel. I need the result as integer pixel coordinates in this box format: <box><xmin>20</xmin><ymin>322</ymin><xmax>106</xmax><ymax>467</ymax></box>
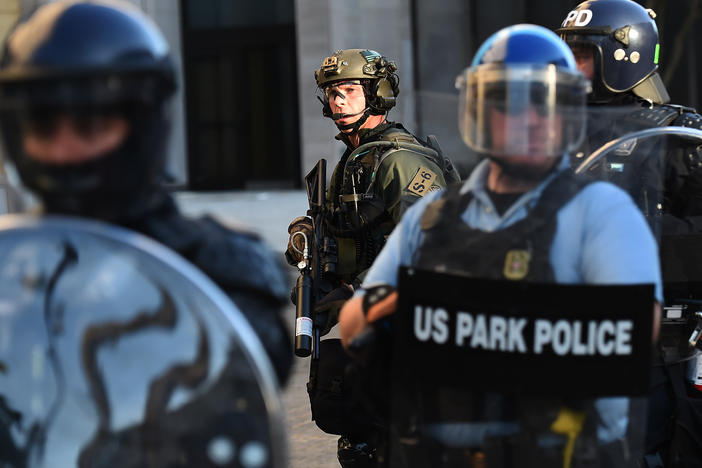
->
<box><xmin>294</xmin><ymin>158</ymin><xmax>330</xmax><ymax>359</ymax></box>
<box><xmin>294</xmin><ymin>270</ymin><xmax>313</xmax><ymax>357</ymax></box>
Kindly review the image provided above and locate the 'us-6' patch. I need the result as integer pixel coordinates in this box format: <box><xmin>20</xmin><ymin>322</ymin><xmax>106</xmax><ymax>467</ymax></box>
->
<box><xmin>407</xmin><ymin>167</ymin><xmax>437</xmax><ymax>197</ymax></box>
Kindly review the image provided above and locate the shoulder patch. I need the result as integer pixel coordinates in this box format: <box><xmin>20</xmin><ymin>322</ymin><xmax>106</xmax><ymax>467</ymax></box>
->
<box><xmin>407</xmin><ymin>167</ymin><xmax>437</xmax><ymax>197</ymax></box>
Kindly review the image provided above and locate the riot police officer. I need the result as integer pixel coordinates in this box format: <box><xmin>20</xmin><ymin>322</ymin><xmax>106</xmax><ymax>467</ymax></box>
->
<box><xmin>0</xmin><ymin>1</ymin><xmax>292</xmax><ymax>386</ymax></box>
<box><xmin>558</xmin><ymin>2</ymin><xmax>702</xmax><ymax>464</ymax></box>
<box><xmin>285</xmin><ymin>49</ymin><xmax>459</xmax><ymax>467</ymax></box>
<box><xmin>339</xmin><ymin>23</ymin><xmax>662</xmax><ymax>467</ymax></box>
<box><xmin>557</xmin><ymin>0</ymin><xmax>702</xmax><ymax>215</ymax></box>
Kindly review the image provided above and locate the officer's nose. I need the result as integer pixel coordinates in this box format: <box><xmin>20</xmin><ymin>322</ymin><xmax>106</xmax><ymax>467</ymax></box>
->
<box><xmin>526</xmin><ymin>106</ymin><xmax>547</xmax><ymax>125</ymax></box>
<box><xmin>26</xmin><ymin>117</ymin><xmax>87</xmax><ymax>163</ymax></box>
<box><xmin>331</xmin><ymin>93</ymin><xmax>346</xmax><ymax>108</ymax></box>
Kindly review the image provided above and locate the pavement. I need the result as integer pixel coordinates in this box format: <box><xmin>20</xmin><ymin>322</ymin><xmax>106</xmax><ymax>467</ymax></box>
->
<box><xmin>175</xmin><ymin>189</ymin><xmax>341</xmax><ymax>468</ymax></box>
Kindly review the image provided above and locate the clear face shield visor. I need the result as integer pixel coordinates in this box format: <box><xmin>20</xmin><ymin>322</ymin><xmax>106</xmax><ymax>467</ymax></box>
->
<box><xmin>456</xmin><ymin>64</ymin><xmax>587</xmax><ymax>157</ymax></box>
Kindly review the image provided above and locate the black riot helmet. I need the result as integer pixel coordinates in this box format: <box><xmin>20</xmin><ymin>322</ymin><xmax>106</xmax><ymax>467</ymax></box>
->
<box><xmin>556</xmin><ymin>0</ymin><xmax>670</xmax><ymax>104</ymax></box>
<box><xmin>0</xmin><ymin>0</ymin><xmax>177</xmax><ymax>221</ymax></box>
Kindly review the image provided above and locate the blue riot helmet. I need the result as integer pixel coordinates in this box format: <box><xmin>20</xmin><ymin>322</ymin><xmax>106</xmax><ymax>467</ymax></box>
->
<box><xmin>0</xmin><ymin>0</ymin><xmax>176</xmax><ymax>221</ymax></box>
<box><xmin>456</xmin><ymin>24</ymin><xmax>587</xmax><ymax>159</ymax></box>
<box><xmin>556</xmin><ymin>0</ymin><xmax>670</xmax><ymax>104</ymax></box>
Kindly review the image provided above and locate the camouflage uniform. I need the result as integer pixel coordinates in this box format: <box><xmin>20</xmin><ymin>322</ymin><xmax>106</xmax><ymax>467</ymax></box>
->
<box><xmin>328</xmin><ymin>121</ymin><xmax>447</xmax><ymax>286</ymax></box>
<box><xmin>286</xmin><ymin>48</ymin><xmax>457</xmax><ymax>468</ymax></box>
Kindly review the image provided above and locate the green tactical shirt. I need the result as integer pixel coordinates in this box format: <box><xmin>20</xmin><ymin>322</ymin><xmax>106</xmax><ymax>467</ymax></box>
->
<box><xmin>326</xmin><ymin>122</ymin><xmax>447</xmax><ymax>284</ymax></box>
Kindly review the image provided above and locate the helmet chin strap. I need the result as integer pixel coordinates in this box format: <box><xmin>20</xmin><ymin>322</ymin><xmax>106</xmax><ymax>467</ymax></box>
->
<box><xmin>333</xmin><ymin>107</ymin><xmax>371</xmax><ymax>134</ymax></box>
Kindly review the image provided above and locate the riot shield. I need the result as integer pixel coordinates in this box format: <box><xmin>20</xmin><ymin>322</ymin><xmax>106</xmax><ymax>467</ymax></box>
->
<box><xmin>390</xmin><ymin>270</ymin><xmax>653</xmax><ymax>468</ymax></box>
<box><xmin>0</xmin><ymin>215</ymin><xmax>286</xmax><ymax>468</ymax></box>
<box><xmin>576</xmin><ymin>126</ymin><xmax>702</xmax><ymax>366</ymax></box>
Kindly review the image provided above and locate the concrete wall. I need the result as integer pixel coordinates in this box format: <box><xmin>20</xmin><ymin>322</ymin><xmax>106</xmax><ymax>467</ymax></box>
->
<box><xmin>0</xmin><ymin>0</ymin><xmax>19</xmax><ymax>42</ymax></box>
<box><xmin>413</xmin><ymin>0</ymin><xmax>475</xmax><ymax>173</ymax></box>
<box><xmin>294</xmin><ymin>0</ymin><xmax>416</xmax><ymax>181</ymax></box>
<box><xmin>131</xmin><ymin>0</ymin><xmax>188</xmax><ymax>185</ymax></box>
<box><xmin>0</xmin><ymin>0</ymin><xmax>20</xmax><ymax>178</ymax></box>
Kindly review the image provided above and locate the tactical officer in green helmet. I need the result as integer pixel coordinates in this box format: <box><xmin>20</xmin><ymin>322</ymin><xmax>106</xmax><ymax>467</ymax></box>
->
<box><xmin>285</xmin><ymin>49</ymin><xmax>459</xmax><ymax>467</ymax></box>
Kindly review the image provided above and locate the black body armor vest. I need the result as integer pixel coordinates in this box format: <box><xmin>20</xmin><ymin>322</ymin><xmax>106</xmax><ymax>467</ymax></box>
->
<box><xmin>415</xmin><ymin>170</ymin><xmax>592</xmax><ymax>282</ymax></box>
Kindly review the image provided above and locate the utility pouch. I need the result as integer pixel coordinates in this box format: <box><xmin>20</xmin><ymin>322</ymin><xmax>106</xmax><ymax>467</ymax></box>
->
<box><xmin>307</xmin><ymin>339</ymin><xmax>375</xmax><ymax>438</ymax></box>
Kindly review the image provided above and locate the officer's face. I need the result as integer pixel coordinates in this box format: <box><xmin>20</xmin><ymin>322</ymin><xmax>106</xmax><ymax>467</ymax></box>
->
<box><xmin>489</xmin><ymin>105</ymin><xmax>563</xmax><ymax>158</ymax></box>
<box><xmin>570</xmin><ymin>45</ymin><xmax>595</xmax><ymax>81</ymax></box>
<box><xmin>22</xmin><ymin>113</ymin><xmax>130</xmax><ymax>164</ymax></box>
<box><xmin>325</xmin><ymin>81</ymin><xmax>367</xmax><ymax>126</ymax></box>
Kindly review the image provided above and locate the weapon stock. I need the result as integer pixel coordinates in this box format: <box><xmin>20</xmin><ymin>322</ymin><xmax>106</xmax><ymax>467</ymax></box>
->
<box><xmin>294</xmin><ymin>159</ymin><xmax>332</xmax><ymax>358</ymax></box>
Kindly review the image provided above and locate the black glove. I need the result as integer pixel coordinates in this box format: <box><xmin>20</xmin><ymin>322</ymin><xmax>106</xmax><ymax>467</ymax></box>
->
<box><xmin>285</xmin><ymin>215</ymin><xmax>314</xmax><ymax>266</ymax></box>
<box><xmin>313</xmin><ymin>284</ymin><xmax>354</xmax><ymax>335</ymax></box>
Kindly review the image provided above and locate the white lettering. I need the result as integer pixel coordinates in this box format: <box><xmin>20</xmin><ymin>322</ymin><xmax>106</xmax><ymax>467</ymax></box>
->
<box><xmin>489</xmin><ymin>315</ymin><xmax>507</xmax><ymax>351</ymax></box>
<box><xmin>471</xmin><ymin>315</ymin><xmax>489</xmax><ymax>350</ymax></box>
<box><xmin>413</xmin><ymin>306</ymin><xmax>432</xmax><ymax>341</ymax></box>
<box><xmin>424</xmin><ymin>311</ymin><xmax>633</xmax><ymax>357</ymax></box>
<box><xmin>455</xmin><ymin>311</ymin><xmax>473</xmax><ymax>346</ymax></box>
<box><xmin>597</xmin><ymin>320</ymin><xmax>616</xmax><ymax>355</ymax></box>
<box><xmin>552</xmin><ymin>320</ymin><xmax>572</xmax><ymax>356</ymax></box>
<box><xmin>615</xmin><ymin>321</ymin><xmax>633</xmax><ymax>355</ymax></box>
<box><xmin>562</xmin><ymin>10</ymin><xmax>578</xmax><ymax>27</ymax></box>
<box><xmin>587</xmin><ymin>321</ymin><xmax>597</xmax><ymax>355</ymax></box>
<box><xmin>571</xmin><ymin>321</ymin><xmax>587</xmax><ymax>355</ymax></box>
<box><xmin>534</xmin><ymin>319</ymin><xmax>552</xmax><ymax>354</ymax></box>
<box><xmin>432</xmin><ymin>308</ymin><xmax>449</xmax><ymax>344</ymax></box>
<box><xmin>508</xmin><ymin>318</ymin><xmax>528</xmax><ymax>353</ymax></box>
<box><xmin>562</xmin><ymin>9</ymin><xmax>593</xmax><ymax>27</ymax></box>
<box><xmin>574</xmin><ymin>10</ymin><xmax>593</xmax><ymax>27</ymax></box>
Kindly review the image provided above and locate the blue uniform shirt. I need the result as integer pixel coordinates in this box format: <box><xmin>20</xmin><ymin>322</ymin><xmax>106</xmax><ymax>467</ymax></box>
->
<box><xmin>363</xmin><ymin>158</ymin><xmax>663</xmax><ymax>302</ymax></box>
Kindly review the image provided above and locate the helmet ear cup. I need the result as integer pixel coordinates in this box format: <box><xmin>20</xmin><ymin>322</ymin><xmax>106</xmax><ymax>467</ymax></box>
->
<box><xmin>369</xmin><ymin>73</ymin><xmax>399</xmax><ymax>114</ymax></box>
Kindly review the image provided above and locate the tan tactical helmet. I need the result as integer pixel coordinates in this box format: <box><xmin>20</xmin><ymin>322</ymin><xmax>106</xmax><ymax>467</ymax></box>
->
<box><xmin>314</xmin><ymin>49</ymin><xmax>400</xmax><ymax>116</ymax></box>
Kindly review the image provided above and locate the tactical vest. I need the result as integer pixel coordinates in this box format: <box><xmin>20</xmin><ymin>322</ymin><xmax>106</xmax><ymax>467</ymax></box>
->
<box><xmin>582</xmin><ymin>104</ymin><xmax>702</xmax><ymax>158</ymax></box>
<box><xmin>327</xmin><ymin>123</ymin><xmax>456</xmax><ymax>283</ymax></box>
<box><xmin>623</xmin><ymin>104</ymin><xmax>702</xmax><ymax>130</ymax></box>
<box><xmin>415</xmin><ymin>170</ymin><xmax>592</xmax><ymax>282</ymax></box>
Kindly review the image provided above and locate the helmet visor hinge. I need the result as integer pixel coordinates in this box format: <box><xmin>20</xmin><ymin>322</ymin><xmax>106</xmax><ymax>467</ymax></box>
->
<box><xmin>613</xmin><ymin>25</ymin><xmax>631</xmax><ymax>47</ymax></box>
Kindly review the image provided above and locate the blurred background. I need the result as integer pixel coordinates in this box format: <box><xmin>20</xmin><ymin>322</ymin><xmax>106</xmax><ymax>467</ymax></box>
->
<box><xmin>0</xmin><ymin>0</ymin><xmax>699</xmax><ymax>188</ymax></box>
<box><xmin>0</xmin><ymin>2</ymin><xmax>698</xmax><ymax>466</ymax></box>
